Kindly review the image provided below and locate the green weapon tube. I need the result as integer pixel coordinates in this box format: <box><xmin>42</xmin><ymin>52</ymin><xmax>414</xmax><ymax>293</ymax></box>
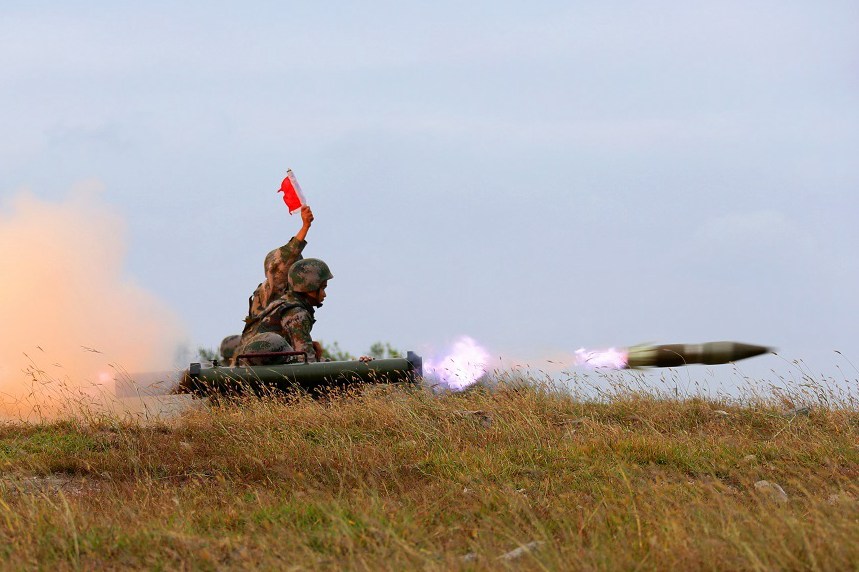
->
<box><xmin>176</xmin><ymin>351</ymin><xmax>423</xmax><ymax>396</ymax></box>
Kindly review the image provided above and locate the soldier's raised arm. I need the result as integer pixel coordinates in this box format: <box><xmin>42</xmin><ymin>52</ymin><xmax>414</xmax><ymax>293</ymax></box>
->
<box><xmin>294</xmin><ymin>205</ymin><xmax>314</xmax><ymax>242</ymax></box>
<box><xmin>265</xmin><ymin>205</ymin><xmax>314</xmax><ymax>279</ymax></box>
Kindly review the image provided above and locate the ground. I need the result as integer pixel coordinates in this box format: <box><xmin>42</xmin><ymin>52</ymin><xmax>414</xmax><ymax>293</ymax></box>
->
<box><xmin>1</xmin><ymin>380</ymin><xmax>858</xmax><ymax>570</ymax></box>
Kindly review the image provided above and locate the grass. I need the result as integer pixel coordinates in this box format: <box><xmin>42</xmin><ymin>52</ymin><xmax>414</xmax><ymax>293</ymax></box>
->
<box><xmin>1</xmin><ymin>376</ymin><xmax>859</xmax><ymax>570</ymax></box>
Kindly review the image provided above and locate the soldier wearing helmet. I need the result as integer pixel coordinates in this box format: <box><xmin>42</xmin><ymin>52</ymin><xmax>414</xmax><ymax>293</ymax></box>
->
<box><xmin>218</xmin><ymin>205</ymin><xmax>314</xmax><ymax>365</ymax></box>
<box><xmin>235</xmin><ymin>258</ymin><xmax>333</xmax><ymax>365</ymax></box>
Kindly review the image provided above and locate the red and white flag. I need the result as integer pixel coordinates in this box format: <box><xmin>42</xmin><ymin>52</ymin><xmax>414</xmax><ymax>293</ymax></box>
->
<box><xmin>278</xmin><ymin>169</ymin><xmax>306</xmax><ymax>214</ymax></box>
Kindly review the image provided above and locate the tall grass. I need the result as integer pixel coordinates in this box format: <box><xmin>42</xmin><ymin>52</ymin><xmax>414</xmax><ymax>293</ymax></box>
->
<box><xmin>1</xmin><ymin>368</ymin><xmax>859</xmax><ymax>570</ymax></box>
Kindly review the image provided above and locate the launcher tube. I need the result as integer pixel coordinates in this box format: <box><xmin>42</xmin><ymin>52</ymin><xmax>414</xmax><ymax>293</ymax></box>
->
<box><xmin>176</xmin><ymin>352</ymin><xmax>422</xmax><ymax>396</ymax></box>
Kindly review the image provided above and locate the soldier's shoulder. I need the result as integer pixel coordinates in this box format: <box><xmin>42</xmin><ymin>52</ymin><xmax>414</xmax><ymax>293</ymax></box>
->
<box><xmin>283</xmin><ymin>302</ymin><xmax>311</xmax><ymax>318</ymax></box>
<box><xmin>282</xmin><ymin>300</ymin><xmax>313</xmax><ymax>324</ymax></box>
<box><xmin>279</xmin><ymin>291</ymin><xmax>306</xmax><ymax>305</ymax></box>
<box><xmin>267</xmin><ymin>293</ymin><xmax>305</xmax><ymax>316</ymax></box>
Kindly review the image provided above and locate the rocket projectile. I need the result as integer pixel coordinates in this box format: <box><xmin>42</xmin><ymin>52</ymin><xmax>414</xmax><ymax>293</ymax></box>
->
<box><xmin>625</xmin><ymin>341</ymin><xmax>772</xmax><ymax>369</ymax></box>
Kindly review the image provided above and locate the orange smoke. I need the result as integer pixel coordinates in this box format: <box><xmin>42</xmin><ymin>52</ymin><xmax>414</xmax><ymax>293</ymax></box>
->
<box><xmin>0</xmin><ymin>182</ymin><xmax>186</xmax><ymax>418</ymax></box>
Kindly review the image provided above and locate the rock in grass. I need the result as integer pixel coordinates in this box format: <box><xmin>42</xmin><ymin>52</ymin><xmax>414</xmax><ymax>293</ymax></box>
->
<box><xmin>782</xmin><ymin>406</ymin><xmax>811</xmax><ymax>418</ymax></box>
<box><xmin>455</xmin><ymin>410</ymin><xmax>492</xmax><ymax>428</ymax></box>
<box><xmin>498</xmin><ymin>541</ymin><xmax>544</xmax><ymax>561</ymax></box>
<box><xmin>827</xmin><ymin>492</ymin><xmax>856</xmax><ymax>506</ymax></box>
<box><xmin>741</xmin><ymin>454</ymin><xmax>758</xmax><ymax>464</ymax></box>
<box><xmin>754</xmin><ymin>480</ymin><xmax>789</xmax><ymax>503</ymax></box>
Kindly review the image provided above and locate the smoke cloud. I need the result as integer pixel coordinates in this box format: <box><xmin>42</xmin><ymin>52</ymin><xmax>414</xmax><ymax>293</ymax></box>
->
<box><xmin>424</xmin><ymin>336</ymin><xmax>490</xmax><ymax>391</ymax></box>
<box><xmin>0</xmin><ymin>183</ymin><xmax>186</xmax><ymax>417</ymax></box>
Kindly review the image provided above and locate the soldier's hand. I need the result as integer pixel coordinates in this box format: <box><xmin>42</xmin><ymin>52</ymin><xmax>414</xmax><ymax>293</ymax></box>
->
<box><xmin>300</xmin><ymin>205</ymin><xmax>314</xmax><ymax>227</ymax></box>
<box><xmin>358</xmin><ymin>356</ymin><xmax>374</xmax><ymax>363</ymax></box>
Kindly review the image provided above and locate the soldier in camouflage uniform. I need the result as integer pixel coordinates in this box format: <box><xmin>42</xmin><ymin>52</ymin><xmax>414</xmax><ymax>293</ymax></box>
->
<box><xmin>219</xmin><ymin>335</ymin><xmax>241</xmax><ymax>365</ymax></box>
<box><xmin>247</xmin><ymin>204</ymin><xmax>315</xmax><ymax>321</ymax></box>
<box><xmin>234</xmin><ymin>258</ymin><xmax>333</xmax><ymax>366</ymax></box>
<box><xmin>218</xmin><ymin>205</ymin><xmax>314</xmax><ymax>365</ymax></box>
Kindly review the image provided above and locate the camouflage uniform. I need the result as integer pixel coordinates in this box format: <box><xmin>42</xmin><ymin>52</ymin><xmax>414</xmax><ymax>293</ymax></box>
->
<box><xmin>247</xmin><ymin>237</ymin><xmax>307</xmax><ymax>322</ymax></box>
<box><xmin>217</xmin><ymin>237</ymin><xmax>306</xmax><ymax>366</ymax></box>
<box><xmin>236</xmin><ymin>291</ymin><xmax>318</xmax><ymax>365</ymax></box>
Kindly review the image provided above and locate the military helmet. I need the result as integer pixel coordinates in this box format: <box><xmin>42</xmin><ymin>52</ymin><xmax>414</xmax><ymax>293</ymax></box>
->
<box><xmin>219</xmin><ymin>335</ymin><xmax>241</xmax><ymax>361</ymax></box>
<box><xmin>288</xmin><ymin>258</ymin><xmax>333</xmax><ymax>293</ymax></box>
<box><xmin>236</xmin><ymin>332</ymin><xmax>294</xmax><ymax>366</ymax></box>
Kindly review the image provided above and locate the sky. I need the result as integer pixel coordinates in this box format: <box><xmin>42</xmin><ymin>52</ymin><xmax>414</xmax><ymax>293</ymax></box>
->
<box><xmin>2</xmin><ymin>1</ymin><xmax>858</xmax><ymax>388</ymax></box>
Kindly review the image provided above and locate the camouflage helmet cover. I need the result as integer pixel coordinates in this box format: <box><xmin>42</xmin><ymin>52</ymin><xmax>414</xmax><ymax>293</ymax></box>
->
<box><xmin>288</xmin><ymin>258</ymin><xmax>333</xmax><ymax>292</ymax></box>
<box><xmin>219</xmin><ymin>334</ymin><xmax>241</xmax><ymax>360</ymax></box>
<box><xmin>235</xmin><ymin>332</ymin><xmax>294</xmax><ymax>366</ymax></box>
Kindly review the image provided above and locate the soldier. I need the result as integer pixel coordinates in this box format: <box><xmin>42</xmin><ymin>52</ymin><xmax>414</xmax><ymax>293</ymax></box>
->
<box><xmin>234</xmin><ymin>258</ymin><xmax>332</xmax><ymax>366</ymax></box>
<box><xmin>247</xmin><ymin>204</ymin><xmax>315</xmax><ymax>321</ymax></box>
<box><xmin>218</xmin><ymin>205</ymin><xmax>314</xmax><ymax>365</ymax></box>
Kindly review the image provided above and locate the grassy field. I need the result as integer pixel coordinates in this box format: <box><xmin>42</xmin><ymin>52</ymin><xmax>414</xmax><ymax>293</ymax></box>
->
<box><xmin>1</xmin><ymin>377</ymin><xmax>859</xmax><ymax>570</ymax></box>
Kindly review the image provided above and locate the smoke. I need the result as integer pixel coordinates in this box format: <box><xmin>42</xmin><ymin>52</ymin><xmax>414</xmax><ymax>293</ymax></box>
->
<box><xmin>574</xmin><ymin>347</ymin><xmax>628</xmax><ymax>369</ymax></box>
<box><xmin>424</xmin><ymin>336</ymin><xmax>490</xmax><ymax>391</ymax></box>
<box><xmin>0</xmin><ymin>183</ymin><xmax>186</xmax><ymax>417</ymax></box>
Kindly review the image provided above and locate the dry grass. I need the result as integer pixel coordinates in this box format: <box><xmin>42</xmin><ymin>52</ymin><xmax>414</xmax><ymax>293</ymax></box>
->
<box><xmin>1</xmin><ymin>379</ymin><xmax>859</xmax><ymax>570</ymax></box>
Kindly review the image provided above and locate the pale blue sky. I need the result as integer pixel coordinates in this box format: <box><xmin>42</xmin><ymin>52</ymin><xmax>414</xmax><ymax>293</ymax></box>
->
<box><xmin>2</xmin><ymin>1</ymin><xmax>858</xmax><ymax>379</ymax></box>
